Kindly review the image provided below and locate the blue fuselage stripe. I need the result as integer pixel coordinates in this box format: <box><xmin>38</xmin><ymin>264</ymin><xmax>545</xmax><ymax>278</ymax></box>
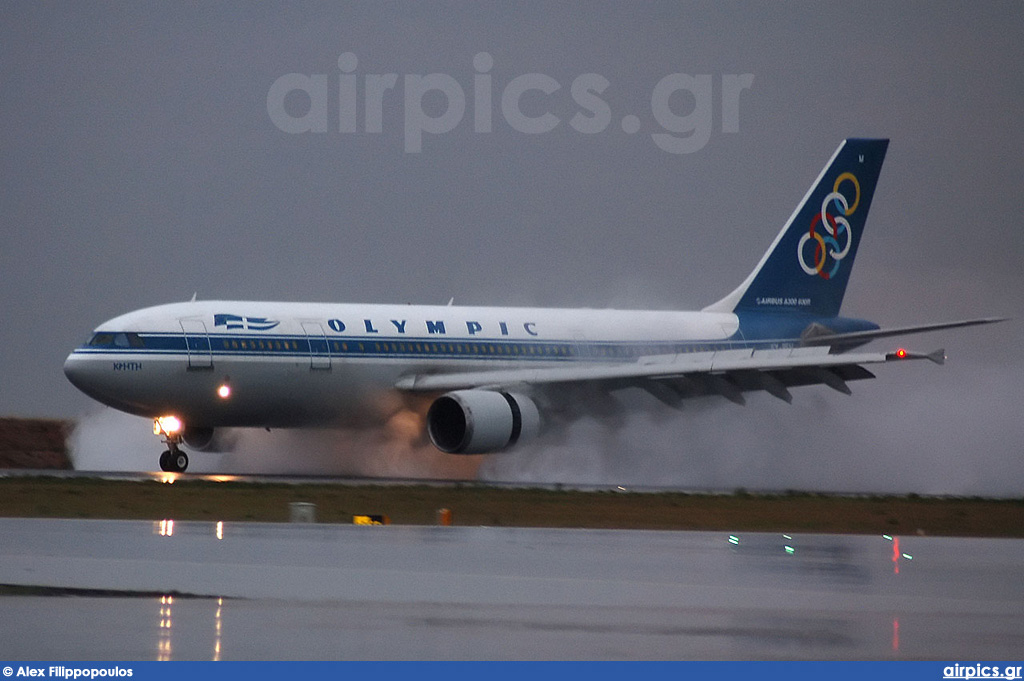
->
<box><xmin>74</xmin><ymin>331</ymin><xmax>807</xmax><ymax>363</ymax></box>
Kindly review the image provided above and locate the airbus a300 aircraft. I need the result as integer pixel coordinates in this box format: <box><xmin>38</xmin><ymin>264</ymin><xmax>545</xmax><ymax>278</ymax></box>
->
<box><xmin>65</xmin><ymin>139</ymin><xmax>1001</xmax><ymax>472</ymax></box>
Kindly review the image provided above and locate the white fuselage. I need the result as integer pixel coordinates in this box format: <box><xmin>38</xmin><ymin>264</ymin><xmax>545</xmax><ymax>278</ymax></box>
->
<box><xmin>64</xmin><ymin>300</ymin><xmax>742</xmax><ymax>428</ymax></box>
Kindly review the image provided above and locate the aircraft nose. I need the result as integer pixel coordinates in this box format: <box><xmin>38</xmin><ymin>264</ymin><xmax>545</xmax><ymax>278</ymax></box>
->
<box><xmin>65</xmin><ymin>351</ymin><xmax>123</xmax><ymax>409</ymax></box>
<box><xmin>64</xmin><ymin>348</ymin><xmax>149</xmax><ymax>415</ymax></box>
<box><xmin>63</xmin><ymin>352</ymin><xmax>90</xmax><ymax>392</ymax></box>
<box><xmin>64</xmin><ymin>351</ymin><xmax>110</xmax><ymax>402</ymax></box>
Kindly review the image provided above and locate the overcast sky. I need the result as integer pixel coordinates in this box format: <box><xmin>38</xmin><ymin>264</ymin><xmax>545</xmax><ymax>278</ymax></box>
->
<box><xmin>3</xmin><ymin>2</ymin><xmax>1022</xmax><ymax>492</ymax></box>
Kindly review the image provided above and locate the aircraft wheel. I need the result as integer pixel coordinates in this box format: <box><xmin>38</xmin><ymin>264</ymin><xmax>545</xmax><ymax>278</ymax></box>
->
<box><xmin>159</xmin><ymin>450</ymin><xmax>172</xmax><ymax>472</ymax></box>
<box><xmin>172</xmin><ymin>451</ymin><xmax>189</xmax><ymax>473</ymax></box>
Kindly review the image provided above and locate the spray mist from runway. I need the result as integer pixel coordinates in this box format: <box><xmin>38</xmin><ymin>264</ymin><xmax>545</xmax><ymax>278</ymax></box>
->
<box><xmin>478</xmin><ymin>362</ymin><xmax>1024</xmax><ymax>497</ymax></box>
<box><xmin>68</xmin><ymin>408</ymin><xmax>481</xmax><ymax>480</ymax></box>
<box><xmin>67</xmin><ymin>358</ymin><xmax>1021</xmax><ymax>495</ymax></box>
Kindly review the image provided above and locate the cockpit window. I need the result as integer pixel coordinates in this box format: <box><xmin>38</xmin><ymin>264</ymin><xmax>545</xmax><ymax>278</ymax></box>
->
<box><xmin>89</xmin><ymin>332</ymin><xmax>144</xmax><ymax>348</ymax></box>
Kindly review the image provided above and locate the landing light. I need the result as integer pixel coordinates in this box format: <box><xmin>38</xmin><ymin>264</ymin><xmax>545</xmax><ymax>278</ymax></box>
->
<box><xmin>154</xmin><ymin>416</ymin><xmax>182</xmax><ymax>436</ymax></box>
<box><xmin>217</xmin><ymin>384</ymin><xmax>231</xmax><ymax>399</ymax></box>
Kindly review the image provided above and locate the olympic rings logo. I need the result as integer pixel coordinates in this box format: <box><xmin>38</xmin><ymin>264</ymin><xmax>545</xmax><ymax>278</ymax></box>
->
<box><xmin>797</xmin><ymin>172</ymin><xmax>861</xmax><ymax>279</ymax></box>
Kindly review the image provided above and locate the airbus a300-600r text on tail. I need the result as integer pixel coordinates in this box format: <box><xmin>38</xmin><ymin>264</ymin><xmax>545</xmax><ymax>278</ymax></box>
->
<box><xmin>64</xmin><ymin>139</ymin><xmax>1002</xmax><ymax>472</ymax></box>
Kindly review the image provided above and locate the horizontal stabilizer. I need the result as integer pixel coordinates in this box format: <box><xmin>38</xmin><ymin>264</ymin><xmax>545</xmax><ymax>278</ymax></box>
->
<box><xmin>805</xmin><ymin>317</ymin><xmax>1007</xmax><ymax>349</ymax></box>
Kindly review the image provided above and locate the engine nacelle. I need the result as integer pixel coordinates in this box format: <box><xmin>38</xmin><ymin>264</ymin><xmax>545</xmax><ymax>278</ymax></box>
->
<box><xmin>426</xmin><ymin>390</ymin><xmax>540</xmax><ymax>454</ymax></box>
<box><xmin>182</xmin><ymin>425</ymin><xmax>234</xmax><ymax>452</ymax></box>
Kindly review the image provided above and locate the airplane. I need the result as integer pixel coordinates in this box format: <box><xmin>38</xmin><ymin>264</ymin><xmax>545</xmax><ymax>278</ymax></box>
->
<box><xmin>64</xmin><ymin>138</ymin><xmax>1003</xmax><ymax>473</ymax></box>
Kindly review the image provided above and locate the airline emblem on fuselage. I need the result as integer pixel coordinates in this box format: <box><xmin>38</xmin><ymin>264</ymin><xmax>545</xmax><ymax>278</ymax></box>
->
<box><xmin>214</xmin><ymin>314</ymin><xmax>281</xmax><ymax>331</ymax></box>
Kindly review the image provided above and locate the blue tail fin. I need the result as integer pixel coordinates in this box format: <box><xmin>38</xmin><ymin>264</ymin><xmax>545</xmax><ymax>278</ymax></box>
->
<box><xmin>704</xmin><ymin>138</ymin><xmax>888</xmax><ymax>318</ymax></box>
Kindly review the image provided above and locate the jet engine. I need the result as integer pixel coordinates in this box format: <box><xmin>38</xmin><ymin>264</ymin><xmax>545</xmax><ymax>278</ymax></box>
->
<box><xmin>426</xmin><ymin>390</ymin><xmax>540</xmax><ymax>454</ymax></box>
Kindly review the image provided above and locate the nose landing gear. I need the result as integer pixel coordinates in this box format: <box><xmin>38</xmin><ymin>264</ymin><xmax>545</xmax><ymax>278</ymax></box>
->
<box><xmin>158</xmin><ymin>445</ymin><xmax>189</xmax><ymax>473</ymax></box>
<box><xmin>154</xmin><ymin>416</ymin><xmax>190</xmax><ymax>473</ymax></box>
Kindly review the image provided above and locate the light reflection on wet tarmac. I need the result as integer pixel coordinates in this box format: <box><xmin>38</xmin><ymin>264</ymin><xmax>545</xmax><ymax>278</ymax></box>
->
<box><xmin>0</xmin><ymin>518</ymin><xmax>1022</xmax><ymax>659</ymax></box>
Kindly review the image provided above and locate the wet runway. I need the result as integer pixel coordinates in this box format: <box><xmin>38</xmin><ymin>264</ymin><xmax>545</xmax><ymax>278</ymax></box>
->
<box><xmin>1</xmin><ymin>518</ymin><xmax>1022</xmax><ymax>659</ymax></box>
<box><xmin>0</xmin><ymin>467</ymin><xmax>733</xmax><ymax>493</ymax></box>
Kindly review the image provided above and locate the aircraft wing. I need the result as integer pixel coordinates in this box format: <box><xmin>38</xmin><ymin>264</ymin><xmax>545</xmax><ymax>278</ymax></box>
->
<box><xmin>396</xmin><ymin>345</ymin><xmax>945</xmax><ymax>406</ymax></box>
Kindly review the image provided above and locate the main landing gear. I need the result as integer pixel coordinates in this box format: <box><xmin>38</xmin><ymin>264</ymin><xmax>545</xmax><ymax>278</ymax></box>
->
<box><xmin>153</xmin><ymin>416</ymin><xmax>189</xmax><ymax>473</ymax></box>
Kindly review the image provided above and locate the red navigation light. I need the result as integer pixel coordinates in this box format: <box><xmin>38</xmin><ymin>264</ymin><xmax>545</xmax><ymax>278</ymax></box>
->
<box><xmin>896</xmin><ymin>348</ymin><xmax>907</xmax><ymax>359</ymax></box>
